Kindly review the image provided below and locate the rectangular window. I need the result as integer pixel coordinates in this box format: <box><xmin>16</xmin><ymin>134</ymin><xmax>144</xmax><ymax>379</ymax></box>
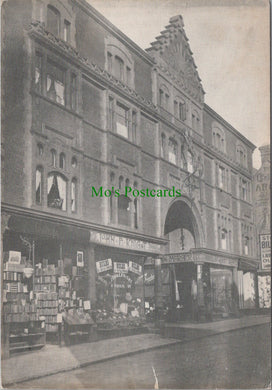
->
<box><xmin>107</xmin><ymin>52</ymin><xmax>112</xmax><ymax>73</ymax></box>
<box><xmin>168</xmin><ymin>139</ymin><xmax>177</xmax><ymax>165</ymax></box>
<box><xmin>47</xmin><ymin>5</ymin><xmax>60</xmax><ymax>36</ymax></box>
<box><xmin>126</xmin><ymin>66</ymin><xmax>131</xmax><ymax>85</ymax></box>
<box><xmin>218</xmin><ymin>166</ymin><xmax>225</xmax><ymax>189</ymax></box>
<box><xmin>132</xmin><ymin>111</ymin><xmax>137</xmax><ymax>143</ymax></box>
<box><xmin>35</xmin><ymin>52</ymin><xmax>42</xmax><ymax>93</ymax></box>
<box><xmin>242</xmin><ymin>179</ymin><xmax>247</xmax><ymax>201</ymax></box>
<box><xmin>64</xmin><ymin>20</ymin><xmax>71</xmax><ymax>42</ymax></box>
<box><xmin>116</xmin><ymin>103</ymin><xmax>129</xmax><ymax>138</ymax></box>
<box><xmin>109</xmin><ymin>97</ymin><xmax>114</xmax><ymax>130</ymax></box>
<box><xmin>165</xmin><ymin>94</ymin><xmax>169</xmax><ymax>110</ymax></box>
<box><xmin>174</xmin><ymin>101</ymin><xmax>178</xmax><ymax>117</ymax></box>
<box><xmin>46</xmin><ymin>61</ymin><xmax>65</xmax><ymax>105</ymax></box>
<box><xmin>159</xmin><ymin>89</ymin><xmax>164</xmax><ymax>106</ymax></box>
<box><xmin>115</xmin><ymin>56</ymin><xmax>124</xmax><ymax>82</ymax></box>
<box><xmin>70</xmin><ymin>73</ymin><xmax>77</xmax><ymax>110</ymax></box>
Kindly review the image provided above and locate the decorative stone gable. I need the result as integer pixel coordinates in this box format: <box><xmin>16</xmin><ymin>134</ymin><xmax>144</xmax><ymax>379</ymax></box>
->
<box><xmin>146</xmin><ymin>15</ymin><xmax>204</xmax><ymax>104</ymax></box>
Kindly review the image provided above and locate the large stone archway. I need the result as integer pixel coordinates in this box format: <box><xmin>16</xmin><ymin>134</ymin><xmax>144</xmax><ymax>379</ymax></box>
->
<box><xmin>163</xmin><ymin>197</ymin><xmax>205</xmax><ymax>249</ymax></box>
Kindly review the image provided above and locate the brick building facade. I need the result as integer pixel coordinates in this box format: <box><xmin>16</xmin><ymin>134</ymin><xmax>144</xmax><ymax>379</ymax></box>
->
<box><xmin>2</xmin><ymin>0</ymin><xmax>260</xmax><ymax>346</ymax></box>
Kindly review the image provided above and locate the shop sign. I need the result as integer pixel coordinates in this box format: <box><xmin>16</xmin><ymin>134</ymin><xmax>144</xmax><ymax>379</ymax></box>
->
<box><xmin>162</xmin><ymin>252</ymin><xmax>193</xmax><ymax>264</ymax></box>
<box><xmin>129</xmin><ymin>261</ymin><xmax>142</xmax><ymax>275</ymax></box>
<box><xmin>90</xmin><ymin>230</ymin><xmax>161</xmax><ymax>253</ymax></box>
<box><xmin>8</xmin><ymin>251</ymin><xmax>21</xmax><ymax>264</ymax></box>
<box><xmin>96</xmin><ymin>258</ymin><xmax>112</xmax><ymax>273</ymax></box>
<box><xmin>114</xmin><ymin>262</ymin><xmax>128</xmax><ymax>274</ymax></box>
<box><xmin>260</xmin><ymin>234</ymin><xmax>271</xmax><ymax>270</ymax></box>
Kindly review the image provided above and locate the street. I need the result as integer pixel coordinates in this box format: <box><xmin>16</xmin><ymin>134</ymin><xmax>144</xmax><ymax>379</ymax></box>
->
<box><xmin>11</xmin><ymin>324</ymin><xmax>270</xmax><ymax>389</ymax></box>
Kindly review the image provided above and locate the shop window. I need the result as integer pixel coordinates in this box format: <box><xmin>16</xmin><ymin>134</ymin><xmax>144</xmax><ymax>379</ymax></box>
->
<box><xmin>168</xmin><ymin>138</ymin><xmax>177</xmax><ymax>165</ymax></box>
<box><xmin>36</xmin><ymin>167</ymin><xmax>42</xmax><ymax>204</ymax></box>
<box><xmin>71</xmin><ymin>156</ymin><xmax>77</xmax><ymax>168</ymax></box>
<box><xmin>46</xmin><ymin>61</ymin><xmax>65</xmax><ymax>106</ymax></box>
<box><xmin>64</xmin><ymin>20</ymin><xmax>71</xmax><ymax>43</ymax></box>
<box><xmin>221</xmin><ymin>229</ymin><xmax>227</xmax><ymax>250</ymax></box>
<box><xmin>161</xmin><ymin>133</ymin><xmax>166</xmax><ymax>158</ymax></box>
<box><xmin>37</xmin><ymin>143</ymin><xmax>44</xmax><ymax>157</ymax></box>
<box><xmin>35</xmin><ymin>52</ymin><xmax>42</xmax><ymax>93</ymax></box>
<box><xmin>118</xmin><ymin>195</ymin><xmax>131</xmax><ymax>226</ymax></box>
<box><xmin>116</xmin><ymin>103</ymin><xmax>129</xmax><ymax>138</ymax></box>
<box><xmin>59</xmin><ymin>153</ymin><xmax>66</xmax><ymax>169</ymax></box>
<box><xmin>187</xmin><ymin>151</ymin><xmax>194</xmax><ymax>173</ymax></box>
<box><xmin>71</xmin><ymin>178</ymin><xmax>76</xmax><ymax>212</ymax></box>
<box><xmin>47</xmin><ymin>5</ymin><xmax>60</xmax><ymax>37</ymax></box>
<box><xmin>70</xmin><ymin>73</ymin><xmax>77</xmax><ymax>111</ymax></box>
<box><xmin>47</xmin><ymin>173</ymin><xmax>67</xmax><ymax>211</ymax></box>
<box><xmin>51</xmin><ymin>149</ymin><xmax>56</xmax><ymax>167</ymax></box>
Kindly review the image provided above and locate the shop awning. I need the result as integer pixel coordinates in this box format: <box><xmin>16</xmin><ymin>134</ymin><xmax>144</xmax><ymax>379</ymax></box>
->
<box><xmin>8</xmin><ymin>215</ymin><xmax>90</xmax><ymax>244</ymax></box>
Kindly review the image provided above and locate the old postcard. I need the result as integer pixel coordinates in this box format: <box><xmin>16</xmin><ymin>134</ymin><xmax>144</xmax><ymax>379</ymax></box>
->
<box><xmin>1</xmin><ymin>0</ymin><xmax>270</xmax><ymax>388</ymax></box>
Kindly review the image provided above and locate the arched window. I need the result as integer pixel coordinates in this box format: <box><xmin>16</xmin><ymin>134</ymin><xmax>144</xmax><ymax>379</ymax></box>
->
<box><xmin>187</xmin><ymin>151</ymin><xmax>194</xmax><ymax>173</ymax></box>
<box><xmin>36</xmin><ymin>167</ymin><xmax>42</xmax><ymax>204</ymax></box>
<box><xmin>59</xmin><ymin>153</ymin><xmax>65</xmax><ymax>169</ymax></box>
<box><xmin>71</xmin><ymin>156</ymin><xmax>77</xmax><ymax>168</ymax></box>
<box><xmin>168</xmin><ymin>138</ymin><xmax>177</xmax><ymax>165</ymax></box>
<box><xmin>37</xmin><ymin>143</ymin><xmax>43</xmax><ymax>157</ymax></box>
<box><xmin>161</xmin><ymin>133</ymin><xmax>166</xmax><ymax>158</ymax></box>
<box><xmin>51</xmin><ymin>149</ymin><xmax>56</xmax><ymax>167</ymax></box>
<box><xmin>118</xmin><ymin>195</ymin><xmax>131</xmax><ymax>226</ymax></box>
<box><xmin>47</xmin><ymin>173</ymin><xmax>67</xmax><ymax>211</ymax></box>
<box><xmin>47</xmin><ymin>5</ymin><xmax>60</xmax><ymax>37</ymax></box>
<box><xmin>125</xmin><ymin>178</ymin><xmax>130</xmax><ymax>188</ymax></box>
<box><xmin>71</xmin><ymin>178</ymin><xmax>77</xmax><ymax>212</ymax></box>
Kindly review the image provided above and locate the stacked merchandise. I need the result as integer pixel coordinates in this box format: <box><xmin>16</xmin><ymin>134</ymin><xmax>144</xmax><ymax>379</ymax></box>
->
<box><xmin>35</xmin><ymin>261</ymin><xmax>58</xmax><ymax>333</ymax></box>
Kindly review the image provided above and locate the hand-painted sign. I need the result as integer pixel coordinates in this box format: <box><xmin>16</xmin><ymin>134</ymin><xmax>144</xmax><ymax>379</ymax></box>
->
<box><xmin>96</xmin><ymin>258</ymin><xmax>112</xmax><ymax>273</ymax></box>
<box><xmin>260</xmin><ymin>234</ymin><xmax>271</xmax><ymax>270</ymax></box>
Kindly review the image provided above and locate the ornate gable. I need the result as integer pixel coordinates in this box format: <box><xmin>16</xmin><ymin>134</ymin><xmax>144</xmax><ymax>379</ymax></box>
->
<box><xmin>146</xmin><ymin>15</ymin><xmax>204</xmax><ymax>103</ymax></box>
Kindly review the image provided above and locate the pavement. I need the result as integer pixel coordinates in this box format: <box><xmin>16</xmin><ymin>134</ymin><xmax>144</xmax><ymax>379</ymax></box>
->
<box><xmin>2</xmin><ymin>314</ymin><xmax>270</xmax><ymax>387</ymax></box>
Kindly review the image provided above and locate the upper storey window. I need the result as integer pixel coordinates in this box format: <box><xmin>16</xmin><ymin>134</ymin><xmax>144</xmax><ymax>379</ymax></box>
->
<box><xmin>64</xmin><ymin>20</ymin><xmax>71</xmax><ymax>43</ymax></box>
<box><xmin>116</xmin><ymin>103</ymin><xmax>129</xmax><ymax>139</ymax></box>
<box><xmin>159</xmin><ymin>85</ymin><xmax>170</xmax><ymax>111</ymax></box>
<box><xmin>192</xmin><ymin>110</ymin><xmax>200</xmax><ymax>131</ymax></box>
<box><xmin>106</xmin><ymin>37</ymin><xmax>134</xmax><ymax>87</ymax></box>
<box><xmin>46</xmin><ymin>61</ymin><xmax>65</xmax><ymax>105</ymax></box>
<box><xmin>168</xmin><ymin>138</ymin><xmax>177</xmax><ymax>165</ymax></box>
<box><xmin>212</xmin><ymin>125</ymin><xmax>225</xmax><ymax>153</ymax></box>
<box><xmin>237</xmin><ymin>144</ymin><xmax>247</xmax><ymax>168</ymax></box>
<box><xmin>47</xmin><ymin>5</ymin><xmax>60</xmax><ymax>37</ymax></box>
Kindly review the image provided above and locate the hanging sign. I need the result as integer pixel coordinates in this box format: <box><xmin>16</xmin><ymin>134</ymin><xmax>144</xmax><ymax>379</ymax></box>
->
<box><xmin>114</xmin><ymin>262</ymin><xmax>128</xmax><ymax>274</ymax></box>
<box><xmin>77</xmin><ymin>251</ymin><xmax>84</xmax><ymax>267</ymax></box>
<box><xmin>128</xmin><ymin>261</ymin><xmax>142</xmax><ymax>275</ymax></box>
<box><xmin>260</xmin><ymin>234</ymin><xmax>271</xmax><ymax>270</ymax></box>
<box><xmin>96</xmin><ymin>258</ymin><xmax>112</xmax><ymax>273</ymax></box>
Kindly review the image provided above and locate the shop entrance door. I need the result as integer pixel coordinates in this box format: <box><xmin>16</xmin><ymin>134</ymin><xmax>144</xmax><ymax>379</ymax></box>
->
<box><xmin>210</xmin><ymin>267</ymin><xmax>232</xmax><ymax>316</ymax></box>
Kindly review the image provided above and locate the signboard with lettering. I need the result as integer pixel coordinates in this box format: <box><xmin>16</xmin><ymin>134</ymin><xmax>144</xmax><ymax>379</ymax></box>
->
<box><xmin>128</xmin><ymin>261</ymin><xmax>142</xmax><ymax>275</ymax></box>
<box><xmin>260</xmin><ymin>234</ymin><xmax>271</xmax><ymax>270</ymax></box>
<box><xmin>114</xmin><ymin>262</ymin><xmax>128</xmax><ymax>274</ymax></box>
<box><xmin>90</xmin><ymin>230</ymin><xmax>161</xmax><ymax>253</ymax></box>
<box><xmin>96</xmin><ymin>258</ymin><xmax>112</xmax><ymax>273</ymax></box>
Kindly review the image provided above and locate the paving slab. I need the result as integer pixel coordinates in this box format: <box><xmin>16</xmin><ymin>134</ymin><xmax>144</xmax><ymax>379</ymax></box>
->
<box><xmin>2</xmin><ymin>315</ymin><xmax>270</xmax><ymax>387</ymax></box>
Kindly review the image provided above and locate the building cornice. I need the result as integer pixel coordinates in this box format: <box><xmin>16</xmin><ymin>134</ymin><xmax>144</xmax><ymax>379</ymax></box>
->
<box><xmin>204</xmin><ymin>104</ymin><xmax>256</xmax><ymax>150</ymax></box>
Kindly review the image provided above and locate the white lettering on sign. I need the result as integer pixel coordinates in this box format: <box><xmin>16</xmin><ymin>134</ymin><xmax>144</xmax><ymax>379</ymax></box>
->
<box><xmin>90</xmin><ymin>230</ymin><xmax>161</xmax><ymax>253</ymax></box>
<box><xmin>114</xmin><ymin>262</ymin><xmax>128</xmax><ymax>274</ymax></box>
<box><xmin>129</xmin><ymin>261</ymin><xmax>142</xmax><ymax>275</ymax></box>
<box><xmin>96</xmin><ymin>258</ymin><xmax>112</xmax><ymax>273</ymax></box>
<box><xmin>260</xmin><ymin>234</ymin><xmax>271</xmax><ymax>270</ymax></box>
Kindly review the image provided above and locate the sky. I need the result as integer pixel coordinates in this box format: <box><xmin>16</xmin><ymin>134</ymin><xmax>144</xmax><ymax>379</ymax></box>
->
<box><xmin>88</xmin><ymin>0</ymin><xmax>270</xmax><ymax>168</ymax></box>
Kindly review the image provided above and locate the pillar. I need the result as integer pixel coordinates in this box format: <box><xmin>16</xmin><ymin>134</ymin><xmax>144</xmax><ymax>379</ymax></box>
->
<box><xmin>154</xmin><ymin>258</ymin><xmax>164</xmax><ymax>323</ymax></box>
<box><xmin>86</xmin><ymin>245</ymin><xmax>96</xmax><ymax>308</ymax></box>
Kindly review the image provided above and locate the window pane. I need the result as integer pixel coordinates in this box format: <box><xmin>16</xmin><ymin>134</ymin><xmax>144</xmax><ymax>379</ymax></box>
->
<box><xmin>47</xmin><ymin>173</ymin><xmax>67</xmax><ymax>211</ymax></box>
<box><xmin>116</xmin><ymin>104</ymin><xmax>128</xmax><ymax>138</ymax></box>
<box><xmin>47</xmin><ymin>6</ymin><xmax>60</xmax><ymax>36</ymax></box>
<box><xmin>64</xmin><ymin>20</ymin><xmax>71</xmax><ymax>42</ymax></box>
<box><xmin>35</xmin><ymin>53</ymin><xmax>42</xmax><ymax>92</ymax></box>
<box><xmin>70</xmin><ymin>73</ymin><xmax>76</xmax><ymax>110</ymax></box>
<box><xmin>46</xmin><ymin>61</ymin><xmax>65</xmax><ymax>105</ymax></box>
<box><xmin>187</xmin><ymin>152</ymin><xmax>194</xmax><ymax>173</ymax></box>
<box><xmin>118</xmin><ymin>195</ymin><xmax>130</xmax><ymax>226</ymax></box>
<box><xmin>71</xmin><ymin>180</ymin><xmax>76</xmax><ymax>212</ymax></box>
<box><xmin>36</xmin><ymin>169</ymin><xmax>42</xmax><ymax>204</ymax></box>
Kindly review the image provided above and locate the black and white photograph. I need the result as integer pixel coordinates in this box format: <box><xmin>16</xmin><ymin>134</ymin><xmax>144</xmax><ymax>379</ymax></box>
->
<box><xmin>1</xmin><ymin>0</ymin><xmax>271</xmax><ymax>388</ymax></box>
